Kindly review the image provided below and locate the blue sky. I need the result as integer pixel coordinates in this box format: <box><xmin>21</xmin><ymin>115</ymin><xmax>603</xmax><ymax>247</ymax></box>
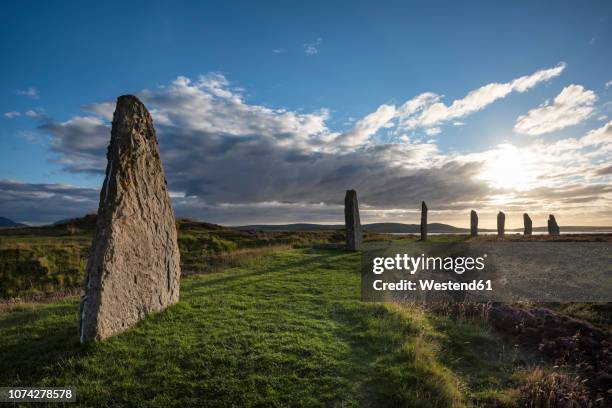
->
<box><xmin>1</xmin><ymin>0</ymin><xmax>612</xmax><ymax>226</ymax></box>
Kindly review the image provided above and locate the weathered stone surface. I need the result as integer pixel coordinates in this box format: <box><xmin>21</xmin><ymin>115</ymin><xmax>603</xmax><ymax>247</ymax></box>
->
<box><xmin>548</xmin><ymin>214</ymin><xmax>560</xmax><ymax>235</ymax></box>
<box><xmin>420</xmin><ymin>201</ymin><xmax>428</xmax><ymax>241</ymax></box>
<box><xmin>344</xmin><ymin>189</ymin><xmax>362</xmax><ymax>251</ymax></box>
<box><xmin>78</xmin><ymin>95</ymin><xmax>181</xmax><ymax>343</ymax></box>
<box><xmin>470</xmin><ymin>210</ymin><xmax>478</xmax><ymax>237</ymax></box>
<box><xmin>497</xmin><ymin>211</ymin><xmax>505</xmax><ymax>237</ymax></box>
<box><xmin>523</xmin><ymin>213</ymin><xmax>532</xmax><ymax>235</ymax></box>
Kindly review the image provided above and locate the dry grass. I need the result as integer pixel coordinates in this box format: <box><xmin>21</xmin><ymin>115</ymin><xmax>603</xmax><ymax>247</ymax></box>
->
<box><xmin>424</xmin><ymin>300</ymin><xmax>492</xmax><ymax>323</ymax></box>
<box><xmin>0</xmin><ymin>287</ymin><xmax>82</xmax><ymax>315</ymax></box>
<box><xmin>517</xmin><ymin>367</ymin><xmax>592</xmax><ymax>408</ymax></box>
<box><xmin>180</xmin><ymin>244</ymin><xmax>294</xmax><ymax>275</ymax></box>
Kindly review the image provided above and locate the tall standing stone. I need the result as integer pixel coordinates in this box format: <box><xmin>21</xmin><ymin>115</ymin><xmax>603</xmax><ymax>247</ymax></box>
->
<box><xmin>344</xmin><ymin>189</ymin><xmax>362</xmax><ymax>251</ymax></box>
<box><xmin>78</xmin><ymin>95</ymin><xmax>181</xmax><ymax>343</ymax></box>
<box><xmin>497</xmin><ymin>211</ymin><xmax>505</xmax><ymax>237</ymax></box>
<box><xmin>470</xmin><ymin>210</ymin><xmax>478</xmax><ymax>237</ymax></box>
<box><xmin>420</xmin><ymin>201</ymin><xmax>428</xmax><ymax>241</ymax></box>
<box><xmin>523</xmin><ymin>213</ymin><xmax>532</xmax><ymax>235</ymax></box>
<box><xmin>548</xmin><ymin>214</ymin><xmax>560</xmax><ymax>235</ymax></box>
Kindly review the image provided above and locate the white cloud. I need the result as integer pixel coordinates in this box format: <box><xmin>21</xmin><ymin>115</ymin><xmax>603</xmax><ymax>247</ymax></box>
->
<box><xmin>415</xmin><ymin>63</ymin><xmax>566</xmax><ymax>128</ymax></box>
<box><xmin>579</xmin><ymin>120</ymin><xmax>612</xmax><ymax>148</ymax></box>
<box><xmin>18</xmin><ymin>131</ymin><xmax>39</xmax><ymax>143</ymax></box>
<box><xmin>514</xmin><ymin>84</ymin><xmax>598</xmax><ymax>136</ymax></box>
<box><xmin>4</xmin><ymin>111</ymin><xmax>20</xmax><ymax>118</ymax></box>
<box><xmin>272</xmin><ymin>48</ymin><xmax>284</xmax><ymax>54</ymax></box>
<box><xmin>304</xmin><ymin>38</ymin><xmax>322</xmax><ymax>56</ymax></box>
<box><xmin>25</xmin><ymin>110</ymin><xmax>44</xmax><ymax>119</ymax></box>
<box><xmin>386</xmin><ymin>63</ymin><xmax>567</xmax><ymax>135</ymax></box>
<box><xmin>139</xmin><ymin>74</ymin><xmax>334</xmax><ymax>151</ymax></box>
<box><xmin>16</xmin><ymin>87</ymin><xmax>39</xmax><ymax>99</ymax></box>
<box><xmin>336</xmin><ymin>104</ymin><xmax>396</xmax><ymax>149</ymax></box>
<box><xmin>82</xmin><ymin>101</ymin><xmax>115</xmax><ymax>121</ymax></box>
<box><xmin>606</xmin><ymin>80</ymin><xmax>612</xmax><ymax>89</ymax></box>
<box><xmin>425</xmin><ymin>127</ymin><xmax>441</xmax><ymax>136</ymax></box>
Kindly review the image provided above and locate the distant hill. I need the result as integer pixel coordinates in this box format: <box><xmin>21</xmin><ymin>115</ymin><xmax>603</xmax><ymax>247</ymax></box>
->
<box><xmin>234</xmin><ymin>222</ymin><xmax>482</xmax><ymax>233</ymax></box>
<box><xmin>233</xmin><ymin>222</ymin><xmax>612</xmax><ymax>233</ymax></box>
<box><xmin>0</xmin><ymin>217</ymin><xmax>27</xmax><ymax>228</ymax></box>
<box><xmin>364</xmin><ymin>222</ymin><xmax>474</xmax><ymax>233</ymax></box>
<box><xmin>507</xmin><ymin>226</ymin><xmax>612</xmax><ymax>233</ymax></box>
<box><xmin>233</xmin><ymin>223</ymin><xmax>344</xmax><ymax>232</ymax></box>
<box><xmin>53</xmin><ymin>213</ymin><xmax>98</xmax><ymax>229</ymax></box>
<box><xmin>9</xmin><ymin>213</ymin><xmax>611</xmax><ymax>234</ymax></box>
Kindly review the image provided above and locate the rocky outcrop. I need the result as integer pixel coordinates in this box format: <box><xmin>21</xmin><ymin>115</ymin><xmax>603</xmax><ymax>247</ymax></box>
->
<box><xmin>548</xmin><ymin>214</ymin><xmax>560</xmax><ymax>235</ymax></box>
<box><xmin>420</xmin><ymin>201</ymin><xmax>428</xmax><ymax>241</ymax></box>
<box><xmin>497</xmin><ymin>211</ymin><xmax>505</xmax><ymax>237</ymax></box>
<box><xmin>344</xmin><ymin>190</ymin><xmax>362</xmax><ymax>251</ymax></box>
<box><xmin>78</xmin><ymin>95</ymin><xmax>181</xmax><ymax>343</ymax></box>
<box><xmin>470</xmin><ymin>210</ymin><xmax>478</xmax><ymax>237</ymax></box>
<box><xmin>523</xmin><ymin>213</ymin><xmax>532</xmax><ymax>235</ymax></box>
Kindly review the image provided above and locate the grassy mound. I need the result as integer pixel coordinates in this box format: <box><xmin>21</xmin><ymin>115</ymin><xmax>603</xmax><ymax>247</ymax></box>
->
<box><xmin>0</xmin><ymin>249</ymin><xmax>522</xmax><ymax>407</ymax></box>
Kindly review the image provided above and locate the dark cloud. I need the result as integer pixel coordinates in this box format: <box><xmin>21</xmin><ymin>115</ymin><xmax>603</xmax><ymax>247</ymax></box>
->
<box><xmin>8</xmin><ymin>74</ymin><xmax>612</xmax><ymax>225</ymax></box>
<box><xmin>39</xmin><ymin>116</ymin><xmax>110</xmax><ymax>174</ymax></box>
<box><xmin>29</xmin><ymin>76</ymin><xmax>494</xmax><ymax>224</ymax></box>
<box><xmin>595</xmin><ymin>164</ymin><xmax>612</xmax><ymax>176</ymax></box>
<box><xmin>514</xmin><ymin>184</ymin><xmax>612</xmax><ymax>201</ymax></box>
<box><xmin>0</xmin><ymin>180</ymin><xmax>99</xmax><ymax>224</ymax></box>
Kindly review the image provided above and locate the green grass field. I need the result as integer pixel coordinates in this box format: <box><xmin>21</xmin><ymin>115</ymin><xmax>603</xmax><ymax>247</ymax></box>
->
<box><xmin>2</xmin><ymin>217</ymin><xmax>395</xmax><ymax>299</ymax></box>
<box><xmin>0</xmin><ymin>248</ymin><xmax>526</xmax><ymax>407</ymax></box>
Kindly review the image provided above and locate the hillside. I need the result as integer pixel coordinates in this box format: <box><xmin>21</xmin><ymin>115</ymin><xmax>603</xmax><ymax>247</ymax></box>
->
<box><xmin>0</xmin><ymin>215</ymin><xmax>396</xmax><ymax>298</ymax></box>
<box><xmin>1</xmin><ymin>249</ymin><xmax>531</xmax><ymax>407</ymax></box>
<box><xmin>235</xmin><ymin>222</ymin><xmax>612</xmax><ymax>234</ymax></box>
<box><xmin>233</xmin><ymin>223</ymin><xmax>343</xmax><ymax>232</ymax></box>
<box><xmin>0</xmin><ymin>217</ymin><xmax>27</xmax><ymax>228</ymax></box>
<box><xmin>364</xmin><ymin>222</ymin><xmax>472</xmax><ymax>233</ymax></box>
<box><xmin>235</xmin><ymin>222</ymin><xmax>477</xmax><ymax>233</ymax></box>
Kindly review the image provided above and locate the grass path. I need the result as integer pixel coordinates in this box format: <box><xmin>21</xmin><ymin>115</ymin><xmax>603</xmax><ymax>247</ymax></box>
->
<box><xmin>0</xmin><ymin>249</ymin><xmax>522</xmax><ymax>407</ymax></box>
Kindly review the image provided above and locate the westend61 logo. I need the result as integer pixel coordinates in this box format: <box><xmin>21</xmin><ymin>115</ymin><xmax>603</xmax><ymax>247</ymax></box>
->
<box><xmin>372</xmin><ymin>253</ymin><xmax>487</xmax><ymax>275</ymax></box>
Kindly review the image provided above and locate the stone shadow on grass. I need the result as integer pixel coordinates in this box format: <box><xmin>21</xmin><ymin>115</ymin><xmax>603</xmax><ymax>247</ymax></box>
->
<box><xmin>183</xmin><ymin>250</ymin><xmax>353</xmax><ymax>296</ymax></box>
<box><xmin>0</xmin><ymin>301</ymin><xmax>91</xmax><ymax>386</ymax></box>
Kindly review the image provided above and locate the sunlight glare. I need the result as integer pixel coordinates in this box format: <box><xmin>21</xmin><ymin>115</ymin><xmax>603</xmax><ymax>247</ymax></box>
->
<box><xmin>479</xmin><ymin>144</ymin><xmax>535</xmax><ymax>191</ymax></box>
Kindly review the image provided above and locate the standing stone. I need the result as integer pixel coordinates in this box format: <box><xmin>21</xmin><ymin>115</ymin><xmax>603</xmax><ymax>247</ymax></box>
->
<box><xmin>470</xmin><ymin>210</ymin><xmax>478</xmax><ymax>237</ymax></box>
<box><xmin>548</xmin><ymin>214</ymin><xmax>560</xmax><ymax>235</ymax></box>
<box><xmin>420</xmin><ymin>201</ymin><xmax>428</xmax><ymax>241</ymax></box>
<box><xmin>344</xmin><ymin>189</ymin><xmax>362</xmax><ymax>250</ymax></box>
<box><xmin>497</xmin><ymin>211</ymin><xmax>505</xmax><ymax>237</ymax></box>
<box><xmin>78</xmin><ymin>95</ymin><xmax>181</xmax><ymax>343</ymax></box>
<box><xmin>523</xmin><ymin>213</ymin><xmax>532</xmax><ymax>235</ymax></box>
